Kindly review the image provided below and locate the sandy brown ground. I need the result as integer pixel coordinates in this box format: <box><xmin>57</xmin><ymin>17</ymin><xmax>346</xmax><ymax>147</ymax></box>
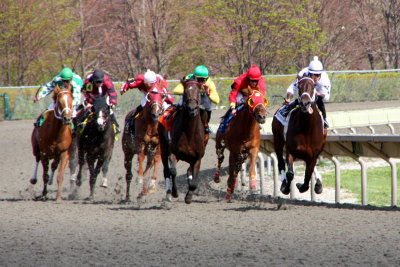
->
<box><xmin>1</xmin><ymin>101</ymin><xmax>400</xmax><ymax>267</ymax></box>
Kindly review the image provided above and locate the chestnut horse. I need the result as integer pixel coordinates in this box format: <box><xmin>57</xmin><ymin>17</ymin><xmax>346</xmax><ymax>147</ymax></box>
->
<box><xmin>76</xmin><ymin>96</ymin><xmax>115</xmax><ymax>200</ymax></box>
<box><xmin>158</xmin><ymin>80</ymin><xmax>207</xmax><ymax>204</ymax></box>
<box><xmin>214</xmin><ymin>90</ymin><xmax>268</xmax><ymax>201</ymax></box>
<box><xmin>122</xmin><ymin>86</ymin><xmax>165</xmax><ymax>201</ymax></box>
<box><xmin>30</xmin><ymin>85</ymin><xmax>73</xmax><ymax>201</ymax></box>
<box><xmin>272</xmin><ymin>77</ymin><xmax>327</xmax><ymax>195</ymax></box>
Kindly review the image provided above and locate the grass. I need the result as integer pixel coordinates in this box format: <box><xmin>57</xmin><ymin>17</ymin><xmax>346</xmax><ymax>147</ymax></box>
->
<box><xmin>322</xmin><ymin>164</ymin><xmax>400</xmax><ymax>206</ymax></box>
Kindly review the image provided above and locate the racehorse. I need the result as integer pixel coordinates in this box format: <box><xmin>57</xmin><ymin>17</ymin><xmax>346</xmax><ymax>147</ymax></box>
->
<box><xmin>272</xmin><ymin>77</ymin><xmax>327</xmax><ymax>195</ymax></box>
<box><xmin>122</xmin><ymin>87</ymin><xmax>165</xmax><ymax>201</ymax></box>
<box><xmin>75</xmin><ymin>95</ymin><xmax>115</xmax><ymax>200</ymax></box>
<box><xmin>30</xmin><ymin>85</ymin><xmax>73</xmax><ymax>201</ymax></box>
<box><xmin>214</xmin><ymin>90</ymin><xmax>268</xmax><ymax>201</ymax></box>
<box><xmin>158</xmin><ymin>80</ymin><xmax>207</xmax><ymax>204</ymax></box>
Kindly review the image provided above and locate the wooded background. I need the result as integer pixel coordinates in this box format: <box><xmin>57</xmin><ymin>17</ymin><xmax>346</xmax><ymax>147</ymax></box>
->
<box><xmin>1</xmin><ymin>0</ymin><xmax>400</xmax><ymax>86</ymax></box>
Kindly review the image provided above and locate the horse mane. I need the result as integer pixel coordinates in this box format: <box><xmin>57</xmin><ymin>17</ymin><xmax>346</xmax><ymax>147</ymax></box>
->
<box><xmin>93</xmin><ymin>96</ymin><xmax>108</xmax><ymax>113</ymax></box>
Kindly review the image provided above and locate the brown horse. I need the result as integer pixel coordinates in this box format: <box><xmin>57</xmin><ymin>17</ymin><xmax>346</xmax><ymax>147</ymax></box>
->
<box><xmin>214</xmin><ymin>90</ymin><xmax>268</xmax><ymax>201</ymax></box>
<box><xmin>30</xmin><ymin>85</ymin><xmax>73</xmax><ymax>201</ymax></box>
<box><xmin>158</xmin><ymin>80</ymin><xmax>207</xmax><ymax>204</ymax></box>
<box><xmin>122</xmin><ymin>87</ymin><xmax>165</xmax><ymax>201</ymax></box>
<box><xmin>76</xmin><ymin>95</ymin><xmax>115</xmax><ymax>200</ymax></box>
<box><xmin>272</xmin><ymin>77</ymin><xmax>327</xmax><ymax>195</ymax></box>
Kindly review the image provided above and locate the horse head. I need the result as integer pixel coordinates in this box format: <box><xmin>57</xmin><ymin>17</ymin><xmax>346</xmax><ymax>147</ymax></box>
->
<box><xmin>247</xmin><ymin>90</ymin><xmax>268</xmax><ymax>124</ymax></box>
<box><xmin>145</xmin><ymin>86</ymin><xmax>165</xmax><ymax>122</ymax></box>
<box><xmin>182</xmin><ymin>80</ymin><xmax>201</xmax><ymax>118</ymax></box>
<box><xmin>91</xmin><ymin>96</ymin><xmax>111</xmax><ymax>132</ymax></box>
<box><xmin>52</xmin><ymin>85</ymin><xmax>73</xmax><ymax>125</ymax></box>
<box><xmin>297</xmin><ymin>77</ymin><xmax>316</xmax><ymax>113</ymax></box>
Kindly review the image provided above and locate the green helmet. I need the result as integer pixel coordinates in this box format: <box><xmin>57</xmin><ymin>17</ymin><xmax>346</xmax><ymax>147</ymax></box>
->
<box><xmin>60</xmin><ymin>67</ymin><xmax>73</xmax><ymax>80</ymax></box>
<box><xmin>193</xmin><ymin>65</ymin><xmax>209</xmax><ymax>78</ymax></box>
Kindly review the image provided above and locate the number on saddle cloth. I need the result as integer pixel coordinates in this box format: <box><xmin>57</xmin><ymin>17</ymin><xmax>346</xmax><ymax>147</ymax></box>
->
<box><xmin>159</xmin><ymin>105</ymin><xmax>177</xmax><ymax>131</ymax></box>
<box><xmin>217</xmin><ymin>104</ymin><xmax>245</xmax><ymax>134</ymax></box>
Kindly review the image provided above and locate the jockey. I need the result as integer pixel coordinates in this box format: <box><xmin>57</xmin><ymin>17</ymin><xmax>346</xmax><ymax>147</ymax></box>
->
<box><xmin>120</xmin><ymin>69</ymin><xmax>174</xmax><ymax>134</ymax></box>
<box><xmin>81</xmin><ymin>69</ymin><xmax>121</xmax><ymax>133</ymax></box>
<box><xmin>33</xmin><ymin>67</ymin><xmax>83</xmax><ymax>125</ymax></box>
<box><xmin>173</xmin><ymin>65</ymin><xmax>220</xmax><ymax>134</ymax></box>
<box><xmin>280</xmin><ymin>56</ymin><xmax>331</xmax><ymax>128</ymax></box>
<box><xmin>229</xmin><ymin>64</ymin><xmax>266</xmax><ymax>116</ymax></box>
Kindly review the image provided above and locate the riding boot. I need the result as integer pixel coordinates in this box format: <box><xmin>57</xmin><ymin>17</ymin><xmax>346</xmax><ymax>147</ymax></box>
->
<box><xmin>316</xmin><ymin>97</ymin><xmax>329</xmax><ymax>128</ymax></box>
<box><xmin>282</xmin><ymin>98</ymin><xmax>299</xmax><ymax>117</ymax></box>
<box><xmin>111</xmin><ymin>113</ymin><xmax>121</xmax><ymax>134</ymax></box>
<box><xmin>200</xmin><ymin>109</ymin><xmax>212</xmax><ymax>134</ymax></box>
<box><xmin>129</xmin><ymin>105</ymin><xmax>143</xmax><ymax>136</ymax></box>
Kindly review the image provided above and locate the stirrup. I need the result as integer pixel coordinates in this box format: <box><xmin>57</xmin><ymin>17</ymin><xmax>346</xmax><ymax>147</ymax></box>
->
<box><xmin>204</xmin><ymin>125</ymin><xmax>212</xmax><ymax>134</ymax></box>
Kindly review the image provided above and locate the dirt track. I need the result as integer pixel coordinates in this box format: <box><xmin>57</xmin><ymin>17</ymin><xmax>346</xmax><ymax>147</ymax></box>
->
<box><xmin>1</xmin><ymin>101</ymin><xmax>400</xmax><ymax>267</ymax></box>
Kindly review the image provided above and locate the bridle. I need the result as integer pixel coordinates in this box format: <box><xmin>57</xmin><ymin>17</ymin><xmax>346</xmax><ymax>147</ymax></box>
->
<box><xmin>54</xmin><ymin>90</ymin><xmax>72</xmax><ymax>120</ymax></box>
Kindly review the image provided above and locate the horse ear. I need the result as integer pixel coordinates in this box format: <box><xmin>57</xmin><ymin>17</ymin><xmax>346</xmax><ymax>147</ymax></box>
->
<box><xmin>264</xmin><ymin>97</ymin><xmax>269</xmax><ymax>106</ymax></box>
<box><xmin>248</xmin><ymin>97</ymin><xmax>254</xmax><ymax>108</ymax></box>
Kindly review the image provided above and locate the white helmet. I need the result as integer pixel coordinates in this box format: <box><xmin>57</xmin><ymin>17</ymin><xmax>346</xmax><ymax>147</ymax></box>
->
<box><xmin>144</xmin><ymin>69</ymin><xmax>157</xmax><ymax>84</ymax></box>
<box><xmin>308</xmin><ymin>56</ymin><xmax>323</xmax><ymax>74</ymax></box>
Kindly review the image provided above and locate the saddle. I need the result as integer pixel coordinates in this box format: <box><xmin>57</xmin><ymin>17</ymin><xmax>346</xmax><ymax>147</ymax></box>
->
<box><xmin>217</xmin><ymin>104</ymin><xmax>245</xmax><ymax>134</ymax></box>
<box><xmin>34</xmin><ymin>109</ymin><xmax>53</xmax><ymax>127</ymax></box>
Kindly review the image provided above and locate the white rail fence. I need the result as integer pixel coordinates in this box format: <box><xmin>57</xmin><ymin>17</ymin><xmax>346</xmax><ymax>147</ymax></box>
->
<box><xmin>210</xmin><ymin>107</ymin><xmax>400</xmax><ymax>207</ymax></box>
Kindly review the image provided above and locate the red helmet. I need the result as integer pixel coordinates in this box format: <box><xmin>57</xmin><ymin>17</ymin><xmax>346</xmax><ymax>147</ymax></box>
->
<box><xmin>246</xmin><ymin>65</ymin><xmax>262</xmax><ymax>80</ymax></box>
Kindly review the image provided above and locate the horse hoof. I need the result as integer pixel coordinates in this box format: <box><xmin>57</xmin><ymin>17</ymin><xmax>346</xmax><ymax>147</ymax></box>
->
<box><xmin>280</xmin><ymin>180</ymin><xmax>290</xmax><ymax>195</ymax></box>
<box><xmin>34</xmin><ymin>195</ymin><xmax>48</xmax><ymax>201</ymax></box>
<box><xmin>184</xmin><ymin>192</ymin><xmax>193</xmax><ymax>204</ymax></box>
<box><xmin>296</xmin><ymin>183</ymin><xmax>309</xmax><ymax>193</ymax></box>
<box><xmin>76</xmin><ymin>180</ymin><xmax>82</xmax><ymax>187</ymax></box>
<box><xmin>136</xmin><ymin>177</ymin><xmax>143</xmax><ymax>184</ymax></box>
<box><xmin>165</xmin><ymin>193</ymin><xmax>172</xmax><ymax>202</ymax></box>
<box><xmin>48</xmin><ymin>180</ymin><xmax>53</xmax><ymax>185</ymax></box>
<box><xmin>30</xmin><ymin>178</ymin><xmax>37</xmax><ymax>185</ymax></box>
<box><xmin>100</xmin><ymin>178</ymin><xmax>108</xmax><ymax>188</ymax></box>
<box><xmin>314</xmin><ymin>179</ymin><xmax>323</xmax><ymax>194</ymax></box>
<box><xmin>213</xmin><ymin>172</ymin><xmax>220</xmax><ymax>183</ymax></box>
<box><xmin>250</xmin><ymin>189</ymin><xmax>259</xmax><ymax>195</ymax></box>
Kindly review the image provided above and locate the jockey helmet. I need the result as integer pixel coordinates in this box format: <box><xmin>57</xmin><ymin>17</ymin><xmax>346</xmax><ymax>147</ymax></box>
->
<box><xmin>91</xmin><ymin>69</ymin><xmax>104</xmax><ymax>83</ymax></box>
<box><xmin>144</xmin><ymin>69</ymin><xmax>157</xmax><ymax>84</ymax></box>
<box><xmin>194</xmin><ymin>65</ymin><xmax>209</xmax><ymax>78</ymax></box>
<box><xmin>308</xmin><ymin>56</ymin><xmax>323</xmax><ymax>74</ymax></box>
<box><xmin>246</xmin><ymin>65</ymin><xmax>262</xmax><ymax>80</ymax></box>
<box><xmin>60</xmin><ymin>68</ymin><xmax>73</xmax><ymax>80</ymax></box>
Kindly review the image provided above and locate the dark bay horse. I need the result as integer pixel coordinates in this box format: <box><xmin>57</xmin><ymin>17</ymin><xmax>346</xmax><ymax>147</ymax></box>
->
<box><xmin>122</xmin><ymin>87</ymin><xmax>165</xmax><ymax>201</ymax></box>
<box><xmin>76</xmin><ymin>96</ymin><xmax>115</xmax><ymax>200</ymax></box>
<box><xmin>272</xmin><ymin>77</ymin><xmax>327</xmax><ymax>195</ymax></box>
<box><xmin>158</xmin><ymin>80</ymin><xmax>207</xmax><ymax>204</ymax></box>
<box><xmin>30</xmin><ymin>85</ymin><xmax>73</xmax><ymax>201</ymax></box>
<box><xmin>214</xmin><ymin>90</ymin><xmax>267</xmax><ymax>201</ymax></box>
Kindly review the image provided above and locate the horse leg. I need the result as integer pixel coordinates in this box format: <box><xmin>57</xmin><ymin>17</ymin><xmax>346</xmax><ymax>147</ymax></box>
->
<box><xmin>30</xmin><ymin>160</ymin><xmax>39</xmax><ymax>185</ymax></box>
<box><xmin>169</xmin><ymin>154</ymin><xmax>178</xmax><ymax>198</ymax></box>
<box><xmin>48</xmin><ymin>157</ymin><xmax>60</xmax><ymax>186</ymax></box>
<box><xmin>89</xmin><ymin>157</ymin><xmax>104</xmax><ymax>200</ymax></box>
<box><xmin>55</xmin><ymin>151</ymin><xmax>69</xmax><ymax>201</ymax></box>
<box><xmin>137</xmin><ymin>151</ymin><xmax>147</xmax><ymax>199</ymax></box>
<box><xmin>100</xmin><ymin>153</ymin><xmax>112</xmax><ymax>188</ymax></box>
<box><xmin>68</xmin><ymin>136</ymin><xmax>79</xmax><ymax>184</ymax></box>
<box><xmin>281</xmin><ymin>154</ymin><xmax>295</xmax><ymax>195</ymax></box>
<box><xmin>225</xmin><ymin>153</ymin><xmax>240</xmax><ymax>201</ymax></box>
<box><xmin>214</xmin><ymin>133</ymin><xmax>225</xmax><ymax>183</ymax></box>
<box><xmin>296</xmin><ymin>158</ymin><xmax>318</xmax><ymax>193</ymax></box>
<box><xmin>313</xmin><ymin>167</ymin><xmax>323</xmax><ymax>194</ymax></box>
<box><xmin>76</xmin><ymin>146</ymin><xmax>85</xmax><ymax>187</ymax></box>
<box><xmin>123</xmin><ymin>150</ymin><xmax>134</xmax><ymax>201</ymax></box>
<box><xmin>185</xmin><ymin>160</ymin><xmax>201</xmax><ymax>204</ymax></box>
<box><xmin>147</xmin><ymin>153</ymin><xmax>161</xmax><ymax>195</ymax></box>
<box><xmin>248</xmin><ymin>147</ymin><xmax>259</xmax><ymax>194</ymax></box>
<box><xmin>272</xmin><ymin>121</ymin><xmax>287</xmax><ymax>183</ymax></box>
<box><xmin>39</xmin><ymin>158</ymin><xmax>49</xmax><ymax>201</ymax></box>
